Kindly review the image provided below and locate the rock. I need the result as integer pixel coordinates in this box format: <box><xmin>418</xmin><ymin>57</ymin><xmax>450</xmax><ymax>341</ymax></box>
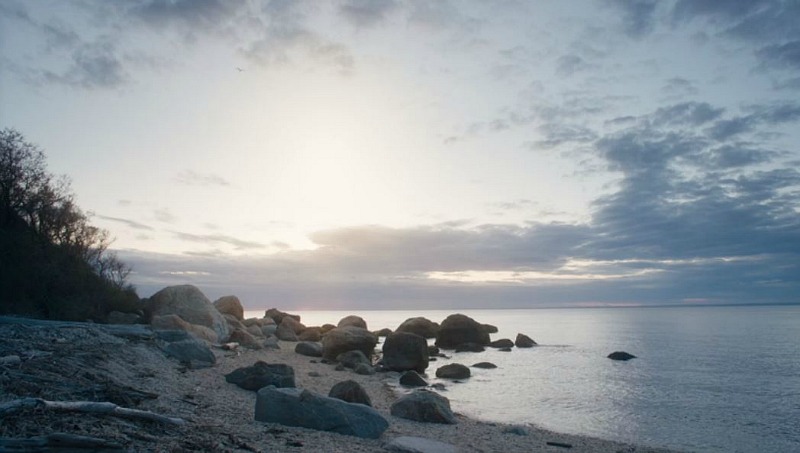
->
<box><xmin>243</xmin><ymin>317</ymin><xmax>273</xmax><ymax>328</ymax></box>
<box><xmin>499</xmin><ymin>347</ymin><xmax>512</xmax><ymax>352</ymax></box>
<box><xmin>454</xmin><ymin>342</ymin><xmax>485</xmax><ymax>353</ymax></box>
<box><xmin>264</xmin><ymin>308</ymin><xmax>301</xmax><ymax>325</ymax></box>
<box><xmin>228</xmin><ymin>328</ymin><xmax>263</xmax><ymax>349</ymax></box>
<box><xmin>608</xmin><ymin>351</ymin><xmax>637</xmax><ymax>361</ymax></box>
<box><xmin>263</xmin><ymin>335</ymin><xmax>280</xmax><ymax>349</ymax></box>
<box><xmin>151</xmin><ymin>314</ymin><xmax>218</xmax><ymax>343</ymax></box>
<box><xmin>329</xmin><ymin>380</ymin><xmax>372</xmax><ymax>406</ymax></box>
<box><xmin>275</xmin><ymin>323</ymin><xmax>299</xmax><ymax>341</ymax></box>
<box><xmin>321</xmin><ymin>326</ymin><xmax>378</xmax><ymax>361</ymax></box>
<box><xmin>255</xmin><ymin>387</ymin><xmax>389</xmax><ymax>438</ymax></box>
<box><xmin>390</xmin><ymin>390</ymin><xmax>457</xmax><ymax>424</ymax></box>
<box><xmin>223</xmin><ymin>313</ymin><xmax>245</xmax><ymax>331</ymax></box>
<box><xmin>146</xmin><ymin>285</ymin><xmax>229</xmax><ymax>341</ymax></box>
<box><xmin>213</xmin><ymin>295</ymin><xmax>244</xmax><ymax>321</ymax></box>
<box><xmin>298</xmin><ymin>327</ymin><xmax>322</xmax><ymax>342</ymax></box>
<box><xmin>472</xmin><ymin>362</ymin><xmax>497</xmax><ymax>369</ymax></box>
<box><xmin>225</xmin><ymin>361</ymin><xmax>295</xmax><ymax>391</ymax></box>
<box><xmin>295</xmin><ymin>342</ymin><xmax>323</xmax><ymax>357</ymax></box>
<box><xmin>373</xmin><ymin>328</ymin><xmax>393</xmax><ymax>337</ymax></box>
<box><xmin>384</xmin><ymin>436</ymin><xmax>458</xmax><ymax>453</ymax></box>
<box><xmin>337</xmin><ymin>315</ymin><xmax>367</xmax><ymax>330</ymax></box>
<box><xmin>481</xmin><ymin>323</ymin><xmax>499</xmax><ymax>334</ymax></box>
<box><xmin>156</xmin><ymin>332</ymin><xmax>216</xmax><ymax>368</ymax></box>
<box><xmin>428</xmin><ymin>345</ymin><xmax>440</xmax><ymax>356</ymax></box>
<box><xmin>261</xmin><ymin>324</ymin><xmax>277</xmax><ymax>337</ymax></box>
<box><xmin>434</xmin><ymin>314</ymin><xmax>490</xmax><ymax>349</ymax></box>
<box><xmin>489</xmin><ymin>339</ymin><xmax>514</xmax><ymax>348</ymax></box>
<box><xmin>382</xmin><ymin>332</ymin><xmax>429</xmax><ymax>373</ymax></box>
<box><xmin>515</xmin><ymin>333</ymin><xmax>537</xmax><ymax>348</ymax></box>
<box><xmin>246</xmin><ymin>324</ymin><xmax>264</xmax><ymax>338</ymax></box>
<box><xmin>106</xmin><ymin>311</ymin><xmax>142</xmax><ymax>325</ymax></box>
<box><xmin>396</xmin><ymin>317</ymin><xmax>440</xmax><ymax>339</ymax></box>
<box><xmin>320</xmin><ymin>323</ymin><xmax>336</xmax><ymax>333</ymax></box>
<box><xmin>281</xmin><ymin>316</ymin><xmax>306</xmax><ymax>334</ymax></box>
<box><xmin>435</xmin><ymin>363</ymin><xmax>471</xmax><ymax>379</ymax></box>
<box><xmin>399</xmin><ymin>371</ymin><xmax>428</xmax><ymax>387</ymax></box>
<box><xmin>503</xmin><ymin>426</ymin><xmax>528</xmax><ymax>436</ymax></box>
<box><xmin>354</xmin><ymin>363</ymin><xmax>375</xmax><ymax>375</ymax></box>
<box><xmin>336</xmin><ymin>350</ymin><xmax>371</xmax><ymax>369</ymax></box>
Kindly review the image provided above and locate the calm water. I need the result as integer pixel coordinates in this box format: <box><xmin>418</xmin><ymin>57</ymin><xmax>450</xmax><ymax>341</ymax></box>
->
<box><xmin>245</xmin><ymin>305</ymin><xmax>800</xmax><ymax>453</ymax></box>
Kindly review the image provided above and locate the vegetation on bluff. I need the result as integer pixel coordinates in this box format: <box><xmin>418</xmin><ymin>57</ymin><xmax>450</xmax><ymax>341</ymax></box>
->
<box><xmin>0</xmin><ymin>128</ymin><xmax>139</xmax><ymax>321</ymax></box>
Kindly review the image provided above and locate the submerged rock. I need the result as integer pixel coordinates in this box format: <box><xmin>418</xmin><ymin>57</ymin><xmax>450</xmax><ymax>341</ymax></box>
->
<box><xmin>515</xmin><ymin>333</ymin><xmax>537</xmax><ymax>348</ymax></box>
<box><xmin>608</xmin><ymin>351</ymin><xmax>637</xmax><ymax>361</ymax></box>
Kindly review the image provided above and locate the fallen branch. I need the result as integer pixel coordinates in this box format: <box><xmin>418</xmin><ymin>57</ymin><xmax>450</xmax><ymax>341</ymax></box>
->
<box><xmin>0</xmin><ymin>398</ymin><xmax>186</xmax><ymax>426</ymax></box>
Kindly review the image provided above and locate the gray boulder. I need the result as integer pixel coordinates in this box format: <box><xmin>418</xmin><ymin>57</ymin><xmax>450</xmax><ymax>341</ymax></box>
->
<box><xmin>255</xmin><ymin>387</ymin><xmax>389</xmax><ymax>438</ymax></box>
<box><xmin>295</xmin><ymin>341</ymin><xmax>323</xmax><ymax>357</ymax></box>
<box><xmin>354</xmin><ymin>363</ymin><xmax>375</xmax><ymax>375</ymax></box>
<box><xmin>225</xmin><ymin>361</ymin><xmax>295</xmax><ymax>391</ymax></box>
<box><xmin>228</xmin><ymin>328</ymin><xmax>263</xmax><ymax>349</ymax></box>
<box><xmin>608</xmin><ymin>351</ymin><xmax>636</xmax><ymax>361</ymax></box>
<box><xmin>373</xmin><ymin>328</ymin><xmax>393</xmax><ymax>337</ymax></box>
<box><xmin>434</xmin><ymin>314</ymin><xmax>490</xmax><ymax>349</ymax></box>
<box><xmin>280</xmin><ymin>316</ymin><xmax>306</xmax><ymax>334</ymax></box>
<box><xmin>399</xmin><ymin>370</ymin><xmax>428</xmax><ymax>387</ymax></box>
<box><xmin>263</xmin><ymin>335</ymin><xmax>280</xmax><ymax>349</ymax></box>
<box><xmin>264</xmin><ymin>308</ymin><xmax>301</xmax><ymax>325</ymax></box>
<box><xmin>156</xmin><ymin>331</ymin><xmax>216</xmax><ymax>368</ymax></box>
<box><xmin>489</xmin><ymin>339</ymin><xmax>514</xmax><ymax>349</ymax></box>
<box><xmin>261</xmin><ymin>324</ymin><xmax>278</xmax><ymax>337</ymax></box>
<box><xmin>298</xmin><ymin>327</ymin><xmax>322</xmax><ymax>342</ymax></box>
<box><xmin>390</xmin><ymin>390</ymin><xmax>457</xmax><ymax>424</ymax></box>
<box><xmin>146</xmin><ymin>285</ymin><xmax>229</xmax><ymax>341</ymax></box>
<box><xmin>151</xmin><ymin>314</ymin><xmax>218</xmax><ymax>343</ymax></box>
<box><xmin>328</xmin><ymin>379</ymin><xmax>372</xmax><ymax>406</ymax></box>
<box><xmin>337</xmin><ymin>315</ymin><xmax>367</xmax><ymax>330</ymax></box>
<box><xmin>396</xmin><ymin>317</ymin><xmax>439</xmax><ymax>339</ymax></box>
<box><xmin>436</xmin><ymin>363</ymin><xmax>471</xmax><ymax>379</ymax></box>
<box><xmin>275</xmin><ymin>322</ymin><xmax>299</xmax><ymax>341</ymax></box>
<box><xmin>384</xmin><ymin>436</ymin><xmax>458</xmax><ymax>453</ymax></box>
<box><xmin>382</xmin><ymin>331</ymin><xmax>429</xmax><ymax>373</ymax></box>
<box><xmin>472</xmin><ymin>362</ymin><xmax>497</xmax><ymax>369</ymax></box>
<box><xmin>515</xmin><ymin>333</ymin><xmax>537</xmax><ymax>348</ymax></box>
<box><xmin>337</xmin><ymin>350</ymin><xmax>371</xmax><ymax>369</ymax></box>
<box><xmin>322</xmin><ymin>326</ymin><xmax>378</xmax><ymax>361</ymax></box>
<box><xmin>213</xmin><ymin>295</ymin><xmax>244</xmax><ymax>321</ymax></box>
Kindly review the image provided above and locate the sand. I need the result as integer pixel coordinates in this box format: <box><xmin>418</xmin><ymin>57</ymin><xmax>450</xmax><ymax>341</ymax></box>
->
<box><xmin>0</xmin><ymin>318</ymin><xmax>682</xmax><ymax>452</ymax></box>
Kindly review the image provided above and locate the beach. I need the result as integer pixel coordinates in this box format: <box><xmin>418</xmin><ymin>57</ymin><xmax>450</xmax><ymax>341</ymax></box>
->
<box><xmin>0</xmin><ymin>316</ymin><xmax>681</xmax><ymax>453</ymax></box>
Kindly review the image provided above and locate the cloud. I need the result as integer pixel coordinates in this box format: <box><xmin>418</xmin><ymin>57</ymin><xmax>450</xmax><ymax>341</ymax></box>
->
<box><xmin>175</xmin><ymin>170</ymin><xmax>231</xmax><ymax>187</ymax></box>
<box><xmin>338</xmin><ymin>0</ymin><xmax>397</xmax><ymax>27</ymax></box>
<box><xmin>171</xmin><ymin>231</ymin><xmax>266</xmax><ymax>250</ymax></box>
<box><xmin>153</xmin><ymin>208</ymin><xmax>176</xmax><ymax>223</ymax></box>
<box><xmin>607</xmin><ymin>0</ymin><xmax>660</xmax><ymax>38</ymax></box>
<box><xmin>130</xmin><ymin>0</ymin><xmax>246</xmax><ymax>33</ymax></box>
<box><xmin>661</xmin><ymin>77</ymin><xmax>699</xmax><ymax>98</ymax></box>
<box><xmin>97</xmin><ymin>215</ymin><xmax>155</xmax><ymax>231</ymax></box>
<box><xmin>556</xmin><ymin>54</ymin><xmax>592</xmax><ymax>77</ymax></box>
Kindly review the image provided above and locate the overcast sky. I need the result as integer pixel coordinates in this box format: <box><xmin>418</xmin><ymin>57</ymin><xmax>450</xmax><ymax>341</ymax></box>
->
<box><xmin>2</xmin><ymin>0</ymin><xmax>799</xmax><ymax>310</ymax></box>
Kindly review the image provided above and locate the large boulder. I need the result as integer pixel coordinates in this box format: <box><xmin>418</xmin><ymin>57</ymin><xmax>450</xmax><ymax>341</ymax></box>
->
<box><xmin>264</xmin><ymin>308</ymin><xmax>300</xmax><ymax>325</ymax></box>
<box><xmin>151</xmin><ymin>314</ymin><xmax>218</xmax><ymax>343</ymax></box>
<box><xmin>489</xmin><ymin>339</ymin><xmax>514</xmax><ymax>349</ymax></box>
<box><xmin>390</xmin><ymin>390</ymin><xmax>457</xmax><ymax>424</ymax></box>
<box><xmin>227</xmin><ymin>328</ymin><xmax>263</xmax><ymax>350</ymax></box>
<box><xmin>255</xmin><ymin>387</ymin><xmax>389</xmax><ymax>439</ymax></box>
<box><xmin>337</xmin><ymin>315</ymin><xmax>367</xmax><ymax>330</ymax></box>
<box><xmin>298</xmin><ymin>327</ymin><xmax>322</xmax><ymax>342</ymax></box>
<box><xmin>280</xmin><ymin>317</ymin><xmax>306</xmax><ymax>334</ymax></box>
<box><xmin>155</xmin><ymin>330</ymin><xmax>216</xmax><ymax>368</ymax></box>
<box><xmin>146</xmin><ymin>285</ymin><xmax>229</xmax><ymax>341</ymax></box>
<box><xmin>275</xmin><ymin>323</ymin><xmax>299</xmax><ymax>341</ymax></box>
<box><xmin>515</xmin><ymin>333</ymin><xmax>537</xmax><ymax>348</ymax></box>
<box><xmin>225</xmin><ymin>361</ymin><xmax>295</xmax><ymax>391</ymax></box>
<box><xmin>396</xmin><ymin>317</ymin><xmax>439</xmax><ymax>339</ymax></box>
<box><xmin>435</xmin><ymin>363</ymin><xmax>471</xmax><ymax>380</ymax></box>
<box><xmin>399</xmin><ymin>371</ymin><xmax>428</xmax><ymax>387</ymax></box>
<box><xmin>321</xmin><ymin>326</ymin><xmax>378</xmax><ymax>361</ymax></box>
<box><xmin>328</xmin><ymin>380</ymin><xmax>372</xmax><ymax>406</ymax></box>
<box><xmin>336</xmin><ymin>350</ymin><xmax>371</xmax><ymax>369</ymax></box>
<box><xmin>213</xmin><ymin>295</ymin><xmax>244</xmax><ymax>321</ymax></box>
<box><xmin>434</xmin><ymin>314</ymin><xmax>490</xmax><ymax>349</ymax></box>
<box><xmin>295</xmin><ymin>342</ymin><xmax>323</xmax><ymax>357</ymax></box>
<box><xmin>382</xmin><ymin>332</ymin><xmax>429</xmax><ymax>373</ymax></box>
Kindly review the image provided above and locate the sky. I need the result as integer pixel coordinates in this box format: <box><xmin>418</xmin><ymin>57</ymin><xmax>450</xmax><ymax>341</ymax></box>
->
<box><xmin>2</xmin><ymin>0</ymin><xmax>799</xmax><ymax>310</ymax></box>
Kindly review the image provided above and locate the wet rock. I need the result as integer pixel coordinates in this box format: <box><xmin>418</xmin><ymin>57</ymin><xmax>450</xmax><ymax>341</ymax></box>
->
<box><xmin>472</xmin><ymin>362</ymin><xmax>497</xmax><ymax>369</ymax></box>
<box><xmin>515</xmin><ymin>333</ymin><xmax>537</xmax><ymax>348</ymax></box>
<box><xmin>390</xmin><ymin>390</ymin><xmax>457</xmax><ymax>424</ymax></box>
<box><xmin>435</xmin><ymin>363</ymin><xmax>471</xmax><ymax>380</ymax></box>
<box><xmin>329</xmin><ymin>380</ymin><xmax>372</xmax><ymax>406</ymax></box>
<box><xmin>608</xmin><ymin>351</ymin><xmax>637</xmax><ymax>361</ymax></box>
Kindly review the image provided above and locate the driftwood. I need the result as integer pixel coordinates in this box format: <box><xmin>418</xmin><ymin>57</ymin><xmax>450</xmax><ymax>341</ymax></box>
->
<box><xmin>0</xmin><ymin>398</ymin><xmax>186</xmax><ymax>426</ymax></box>
<box><xmin>546</xmin><ymin>440</ymin><xmax>573</xmax><ymax>448</ymax></box>
<box><xmin>0</xmin><ymin>433</ymin><xmax>124</xmax><ymax>452</ymax></box>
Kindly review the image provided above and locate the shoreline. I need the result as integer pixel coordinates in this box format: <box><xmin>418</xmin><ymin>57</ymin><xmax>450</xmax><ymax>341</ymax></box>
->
<box><xmin>0</xmin><ymin>316</ymin><xmax>683</xmax><ymax>452</ymax></box>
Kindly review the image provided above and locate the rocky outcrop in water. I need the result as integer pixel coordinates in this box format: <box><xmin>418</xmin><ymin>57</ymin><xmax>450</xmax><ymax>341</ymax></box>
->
<box><xmin>396</xmin><ymin>317</ymin><xmax>440</xmax><ymax>339</ymax></box>
<box><xmin>435</xmin><ymin>363</ymin><xmax>471</xmax><ymax>379</ymax></box>
<box><xmin>435</xmin><ymin>314</ymin><xmax>490</xmax><ymax>349</ymax></box>
<box><xmin>607</xmin><ymin>351</ymin><xmax>636</xmax><ymax>361</ymax></box>
<box><xmin>515</xmin><ymin>333</ymin><xmax>537</xmax><ymax>348</ymax></box>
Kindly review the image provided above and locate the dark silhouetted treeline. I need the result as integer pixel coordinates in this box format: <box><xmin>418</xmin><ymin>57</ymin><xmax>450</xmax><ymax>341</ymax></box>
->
<box><xmin>0</xmin><ymin>129</ymin><xmax>140</xmax><ymax>321</ymax></box>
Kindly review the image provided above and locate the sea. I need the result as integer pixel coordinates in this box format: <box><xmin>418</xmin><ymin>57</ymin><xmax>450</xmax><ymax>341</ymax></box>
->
<box><xmin>244</xmin><ymin>305</ymin><xmax>800</xmax><ymax>453</ymax></box>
